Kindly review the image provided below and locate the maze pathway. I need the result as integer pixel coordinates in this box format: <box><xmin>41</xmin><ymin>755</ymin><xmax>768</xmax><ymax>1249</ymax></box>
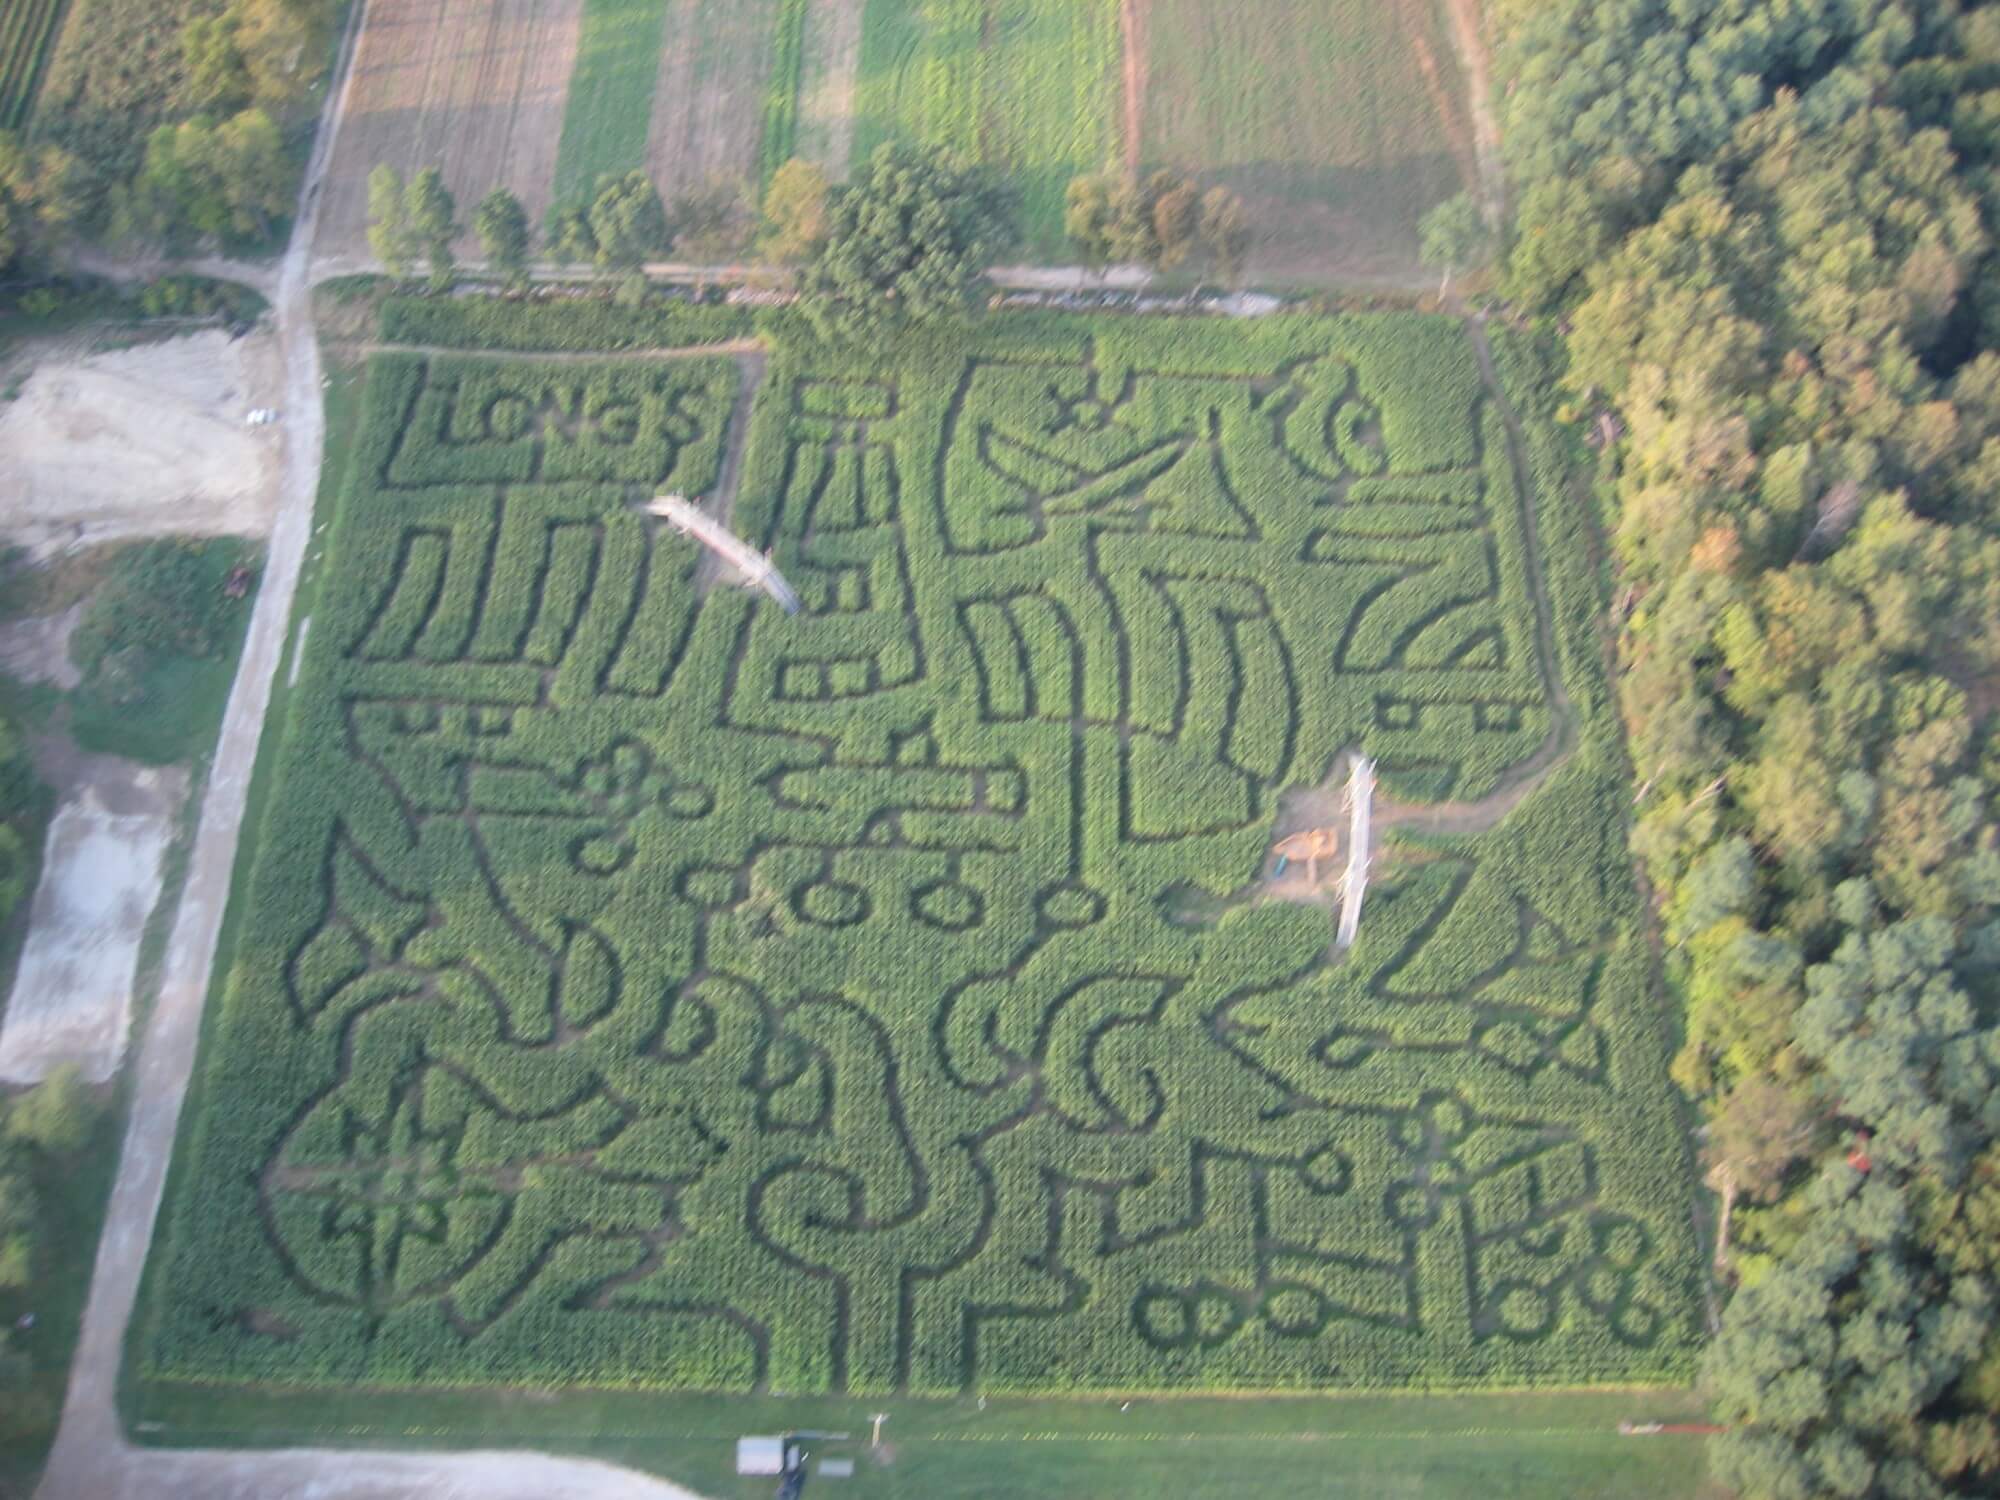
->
<box><xmin>140</xmin><ymin>318</ymin><xmax>1696</xmax><ymax>1399</ymax></box>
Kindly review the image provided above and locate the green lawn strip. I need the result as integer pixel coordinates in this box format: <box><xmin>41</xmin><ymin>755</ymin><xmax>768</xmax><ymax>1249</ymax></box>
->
<box><xmin>1138</xmin><ymin>0</ymin><xmax>1466</xmax><ymax>256</ymax></box>
<box><xmin>759</xmin><ymin>0</ymin><xmax>811</xmax><ymax>187</ymax></box>
<box><xmin>851</xmin><ymin>0</ymin><xmax>1120</xmax><ymax>254</ymax></box>
<box><xmin>550</xmin><ymin>0</ymin><xmax>671</xmax><ymax>209</ymax></box>
<box><xmin>129</xmin><ymin>1384</ymin><xmax>1710</xmax><ymax>1498</ymax></box>
<box><xmin>66</xmin><ymin>537</ymin><xmax>261</xmax><ymax>767</ymax></box>
<box><xmin>0</xmin><ymin>0</ymin><xmax>67</xmax><ymax>130</ymax></box>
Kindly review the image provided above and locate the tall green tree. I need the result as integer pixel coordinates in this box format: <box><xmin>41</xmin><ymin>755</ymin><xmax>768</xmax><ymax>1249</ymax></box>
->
<box><xmin>473</xmin><ymin>187</ymin><xmax>530</xmax><ymax>288</ymax></box>
<box><xmin>366</xmin><ymin>163</ymin><xmax>412</xmax><ymax>278</ymax></box>
<box><xmin>759</xmin><ymin>157</ymin><xmax>829</xmax><ymax>266</ymax></box>
<box><xmin>586</xmin><ymin>171</ymin><xmax>668</xmax><ymax>304</ymax></box>
<box><xmin>1419</xmin><ymin>191</ymin><xmax>1490</xmax><ymax>297</ymax></box>
<box><xmin>801</xmin><ymin>142</ymin><xmax>1012</xmax><ymax>341</ymax></box>
<box><xmin>405</xmin><ymin>166</ymin><xmax>457</xmax><ymax>292</ymax></box>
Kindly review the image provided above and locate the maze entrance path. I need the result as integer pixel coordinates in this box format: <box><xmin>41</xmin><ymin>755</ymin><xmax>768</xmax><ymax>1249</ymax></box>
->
<box><xmin>138</xmin><ymin>314</ymin><xmax>1697</xmax><ymax>1403</ymax></box>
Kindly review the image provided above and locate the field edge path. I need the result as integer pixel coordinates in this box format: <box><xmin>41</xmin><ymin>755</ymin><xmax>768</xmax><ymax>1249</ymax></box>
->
<box><xmin>33</xmin><ymin>3</ymin><xmax>707</xmax><ymax>1496</ymax></box>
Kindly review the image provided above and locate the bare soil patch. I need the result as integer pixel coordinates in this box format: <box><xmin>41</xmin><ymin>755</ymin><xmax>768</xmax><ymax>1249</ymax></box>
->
<box><xmin>0</xmin><ymin>329</ymin><xmax>284</xmax><ymax>558</ymax></box>
<box><xmin>0</xmin><ymin>765</ymin><xmax>186</xmax><ymax>1084</ymax></box>
<box><xmin>797</xmin><ymin>0</ymin><xmax>867</xmax><ymax>181</ymax></box>
<box><xmin>317</xmin><ymin>0</ymin><xmax>586</xmax><ymax>260</ymax></box>
<box><xmin>0</xmin><ymin>602</ymin><xmax>84</xmax><ymax>692</ymax></box>
<box><xmin>645</xmin><ymin>0</ymin><xmax>780</xmax><ymax>200</ymax></box>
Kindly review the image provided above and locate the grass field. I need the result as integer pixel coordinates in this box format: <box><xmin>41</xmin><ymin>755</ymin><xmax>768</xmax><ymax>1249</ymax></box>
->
<box><xmin>133</xmin><ymin>301</ymin><xmax>1698</xmax><ymax>1417</ymax></box>
<box><xmin>1135</xmin><ymin>0</ymin><xmax>1476</xmax><ymax>278</ymax></box>
<box><xmin>131</xmin><ymin>1382</ymin><xmax>1716</xmax><ymax>1498</ymax></box>
<box><xmin>851</xmin><ymin>0</ymin><xmax>1122</xmax><ymax>254</ymax></box>
<box><xmin>550</xmin><ymin>0</ymin><xmax>670</xmax><ymax>206</ymax></box>
<box><xmin>0</xmin><ymin>0</ymin><xmax>65</xmax><ymax>129</ymax></box>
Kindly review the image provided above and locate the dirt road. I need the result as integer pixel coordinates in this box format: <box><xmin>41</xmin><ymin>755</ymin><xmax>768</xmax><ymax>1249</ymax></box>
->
<box><xmin>27</xmin><ymin>5</ymin><xmax>699</xmax><ymax>1496</ymax></box>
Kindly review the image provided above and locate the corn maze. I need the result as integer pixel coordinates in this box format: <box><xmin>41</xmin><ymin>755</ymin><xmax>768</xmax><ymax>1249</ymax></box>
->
<box><xmin>141</xmin><ymin>313</ymin><xmax>1698</xmax><ymax>1397</ymax></box>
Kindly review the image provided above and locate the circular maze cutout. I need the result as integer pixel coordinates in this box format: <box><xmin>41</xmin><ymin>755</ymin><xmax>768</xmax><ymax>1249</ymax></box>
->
<box><xmin>912</xmin><ymin>879</ymin><xmax>983</xmax><ymax>931</ymax></box>
<box><xmin>1036</xmin><ymin>882</ymin><xmax>1106</xmax><ymax>930</ymax></box>
<box><xmin>1493</xmin><ymin>1283</ymin><xmax>1557</xmax><ymax>1341</ymax></box>
<box><xmin>794</xmin><ymin>879</ymin><xmax>870</xmax><ymax>928</ymax></box>
<box><xmin>1260</xmin><ymin>1283</ymin><xmax>1331</xmax><ymax>1339</ymax></box>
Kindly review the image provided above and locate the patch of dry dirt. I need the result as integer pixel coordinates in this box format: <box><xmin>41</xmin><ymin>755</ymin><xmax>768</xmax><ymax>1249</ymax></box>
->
<box><xmin>1441</xmin><ymin>0</ymin><xmax>1506</xmax><ymax>224</ymax></box>
<box><xmin>0</xmin><ymin>602</ymin><xmax>84</xmax><ymax>691</ymax></box>
<box><xmin>317</xmin><ymin>0</ymin><xmax>586</xmax><ymax>259</ymax></box>
<box><xmin>0</xmin><ymin>329</ymin><xmax>284</xmax><ymax>557</ymax></box>
<box><xmin>0</xmin><ymin>765</ymin><xmax>187</xmax><ymax>1085</ymax></box>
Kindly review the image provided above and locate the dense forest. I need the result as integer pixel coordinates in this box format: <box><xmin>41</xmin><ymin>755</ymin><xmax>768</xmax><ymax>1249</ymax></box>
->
<box><xmin>1493</xmin><ymin>2</ymin><xmax>2000</xmax><ymax>1494</ymax></box>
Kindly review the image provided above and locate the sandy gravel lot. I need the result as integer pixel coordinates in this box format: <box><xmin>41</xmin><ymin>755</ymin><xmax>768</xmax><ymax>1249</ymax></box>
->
<box><xmin>0</xmin><ymin>768</ymin><xmax>186</xmax><ymax>1084</ymax></box>
<box><xmin>0</xmin><ymin>329</ymin><xmax>284</xmax><ymax>557</ymax></box>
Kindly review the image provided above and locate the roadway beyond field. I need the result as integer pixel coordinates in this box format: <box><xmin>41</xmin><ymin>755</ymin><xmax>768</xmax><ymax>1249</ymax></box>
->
<box><xmin>30</xmin><ymin>4</ymin><xmax>706</xmax><ymax>1497</ymax></box>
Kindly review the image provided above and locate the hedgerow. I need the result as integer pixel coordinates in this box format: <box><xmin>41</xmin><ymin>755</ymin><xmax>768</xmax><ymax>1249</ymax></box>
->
<box><xmin>378</xmin><ymin>295</ymin><xmax>753</xmax><ymax>353</ymax></box>
<box><xmin>138</xmin><ymin>310</ymin><xmax>1696</xmax><ymax>1400</ymax></box>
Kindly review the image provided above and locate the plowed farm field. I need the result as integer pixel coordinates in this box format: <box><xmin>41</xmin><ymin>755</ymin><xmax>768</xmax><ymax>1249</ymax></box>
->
<box><xmin>318</xmin><ymin>0</ymin><xmax>585</xmax><ymax>260</ymax></box>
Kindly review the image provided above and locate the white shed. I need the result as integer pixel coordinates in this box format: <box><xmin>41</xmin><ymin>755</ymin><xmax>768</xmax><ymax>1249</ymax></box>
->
<box><xmin>737</xmin><ymin>1436</ymin><xmax>789</xmax><ymax>1475</ymax></box>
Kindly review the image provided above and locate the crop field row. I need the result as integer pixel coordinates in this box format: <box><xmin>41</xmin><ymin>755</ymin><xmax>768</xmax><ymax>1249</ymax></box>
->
<box><xmin>318</xmin><ymin>0</ymin><xmax>584</xmax><ymax>261</ymax></box>
<box><xmin>851</xmin><ymin>0</ymin><xmax>1122</xmax><ymax>253</ymax></box>
<box><xmin>0</xmin><ymin>0</ymin><xmax>63</xmax><ymax>128</ymax></box>
<box><xmin>1135</xmin><ymin>0</ymin><xmax>1477</xmax><ymax>276</ymax></box>
<box><xmin>549</xmin><ymin>0</ymin><xmax>670</xmax><ymax>206</ymax></box>
<box><xmin>138</xmin><ymin>310</ymin><xmax>1697</xmax><ymax>1399</ymax></box>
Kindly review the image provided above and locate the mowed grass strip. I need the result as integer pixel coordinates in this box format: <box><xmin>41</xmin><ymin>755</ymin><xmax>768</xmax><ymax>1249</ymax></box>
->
<box><xmin>0</xmin><ymin>0</ymin><xmax>66</xmax><ymax>128</ymax></box>
<box><xmin>1139</xmin><ymin>0</ymin><xmax>1471</xmax><ymax>252</ymax></box>
<box><xmin>552</xmin><ymin>0</ymin><xmax>670</xmax><ymax>205</ymax></box>
<box><xmin>851</xmin><ymin>0</ymin><xmax>1121</xmax><ymax>253</ymax></box>
<box><xmin>129</xmin><ymin>1383</ymin><xmax>1713</xmax><ymax>1499</ymax></box>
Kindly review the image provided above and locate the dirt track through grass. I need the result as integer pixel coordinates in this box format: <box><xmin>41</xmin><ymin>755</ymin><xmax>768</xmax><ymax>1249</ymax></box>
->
<box><xmin>320</xmin><ymin>0</ymin><xmax>584</xmax><ymax>259</ymax></box>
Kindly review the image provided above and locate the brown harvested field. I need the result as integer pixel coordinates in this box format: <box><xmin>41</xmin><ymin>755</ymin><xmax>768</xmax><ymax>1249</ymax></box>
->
<box><xmin>318</xmin><ymin>0</ymin><xmax>584</xmax><ymax>260</ymax></box>
<box><xmin>1132</xmin><ymin>0</ymin><xmax>1479</xmax><ymax>284</ymax></box>
<box><xmin>796</xmin><ymin>0</ymin><xmax>867</xmax><ymax>182</ymax></box>
<box><xmin>643</xmin><ymin>0</ymin><xmax>780</xmax><ymax>202</ymax></box>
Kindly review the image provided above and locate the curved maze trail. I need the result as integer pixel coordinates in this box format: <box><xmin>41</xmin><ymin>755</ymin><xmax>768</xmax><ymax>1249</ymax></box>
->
<box><xmin>122</xmin><ymin>297</ymin><xmax>1695</xmax><ymax>1425</ymax></box>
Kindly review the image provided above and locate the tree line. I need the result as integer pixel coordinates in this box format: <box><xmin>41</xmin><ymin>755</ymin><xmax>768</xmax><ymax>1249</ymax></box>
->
<box><xmin>1490</xmin><ymin>2</ymin><xmax>2000</xmax><ymax>1495</ymax></box>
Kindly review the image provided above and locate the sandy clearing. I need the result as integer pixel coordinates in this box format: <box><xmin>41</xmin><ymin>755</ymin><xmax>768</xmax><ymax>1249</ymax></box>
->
<box><xmin>317</xmin><ymin>0</ymin><xmax>586</xmax><ymax>260</ymax></box>
<box><xmin>0</xmin><ymin>769</ymin><xmax>186</xmax><ymax>1085</ymax></box>
<box><xmin>0</xmin><ymin>329</ymin><xmax>284</xmax><ymax>557</ymax></box>
<box><xmin>797</xmin><ymin>0</ymin><xmax>866</xmax><ymax>182</ymax></box>
<box><xmin>0</xmin><ymin>601</ymin><xmax>83</xmax><ymax>691</ymax></box>
<box><xmin>645</xmin><ymin>0</ymin><xmax>780</xmax><ymax>201</ymax></box>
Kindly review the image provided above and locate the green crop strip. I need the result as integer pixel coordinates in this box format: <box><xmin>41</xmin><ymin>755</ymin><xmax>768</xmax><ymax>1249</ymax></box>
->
<box><xmin>138</xmin><ymin>311</ymin><xmax>1697</xmax><ymax>1399</ymax></box>
<box><xmin>759</xmin><ymin>0</ymin><xmax>811</xmax><ymax>188</ymax></box>
<box><xmin>852</xmin><ymin>0</ymin><xmax>1121</xmax><ymax>254</ymax></box>
<box><xmin>551</xmin><ymin>0</ymin><xmax>670</xmax><ymax>207</ymax></box>
<box><xmin>0</xmin><ymin>0</ymin><xmax>65</xmax><ymax>129</ymax></box>
<box><xmin>1138</xmin><ymin>0</ymin><xmax>1469</xmax><ymax>254</ymax></box>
